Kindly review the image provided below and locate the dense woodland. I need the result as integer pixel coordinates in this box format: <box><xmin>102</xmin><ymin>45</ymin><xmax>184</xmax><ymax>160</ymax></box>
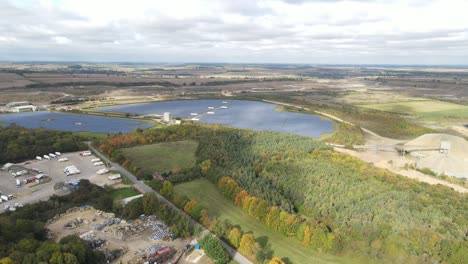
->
<box><xmin>0</xmin><ymin>125</ymin><xmax>86</xmax><ymax>164</ymax></box>
<box><xmin>97</xmin><ymin>124</ymin><xmax>467</xmax><ymax>263</ymax></box>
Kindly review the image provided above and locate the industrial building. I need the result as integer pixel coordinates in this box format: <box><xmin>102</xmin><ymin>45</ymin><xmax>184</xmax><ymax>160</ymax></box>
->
<box><xmin>404</xmin><ymin>133</ymin><xmax>468</xmax><ymax>178</ymax></box>
<box><xmin>6</xmin><ymin>101</ymin><xmax>37</xmax><ymax>112</ymax></box>
<box><xmin>163</xmin><ymin>112</ymin><xmax>171</xmax><ymax>122</ymax></box>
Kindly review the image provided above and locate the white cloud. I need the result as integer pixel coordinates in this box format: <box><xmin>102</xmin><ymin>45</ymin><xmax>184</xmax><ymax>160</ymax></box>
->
<box><xmin>52</xmin><ymin>36</ymin><xmax>71</xmax><ymax>44</ymax></box>
<box><xmin>0</xmin><ymin>0</ymin><xmax>467</xmax><ymax>64</ymax></box>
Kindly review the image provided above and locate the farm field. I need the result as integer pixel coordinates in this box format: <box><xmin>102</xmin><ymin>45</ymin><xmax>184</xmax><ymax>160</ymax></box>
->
<box><xmin>175</xmin><ymin>179</ymin><xmax>361</xmax><ymax>264</ymax></box>
<box><xmin>110</xmin><ymin>187</ymin><xmax>140</xmax><ymax>200</ymax></box>
<box><xmin>358</xmin><ymin>99</ymin><xmax>468</xmax><ymax>114</ymax></box>
<box><xmin>119</xmin><ymin>140</ymin><xmax>198</xmax><ymax>174</ymax></box>
<box><xmin>416</xmin><ymin>108</ymin><xmax>468</xmax><ymax>120</ymax></box>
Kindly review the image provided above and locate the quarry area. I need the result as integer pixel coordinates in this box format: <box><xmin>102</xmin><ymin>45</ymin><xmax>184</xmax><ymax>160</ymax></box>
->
<box><xmin>335</xmin><ymin>133</ymin><xmax>468</xmax><ymax>193</ymax></box>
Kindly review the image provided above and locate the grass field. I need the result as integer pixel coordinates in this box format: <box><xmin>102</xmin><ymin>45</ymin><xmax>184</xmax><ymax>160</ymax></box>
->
<box><xmin>72</xmin><ymin>131</ymin><xmax>108</xmax><ymax>139</ymax></box>
<box><xmin>119</xmin><ymin>140</ymin><xmax>198</xmax><ymax>174</ymax></box>
<box><xmin>175</xmin><ymin>179</ymin><xmax>361</xmax><ymax>264</ymax></box>
<box><xmin>359</xmin><ymin>100</ymin><xmax>468</xmax><ymax>114</ymax></box>
<box><xmin>110</xmin><ymin>187</ymin><xmax>140</xmax><ymax>200</ymax></box>
<box><xmin>416</xmin><ymin>108</ymin><xmax>468</xmax><ymax>120</ymax></box>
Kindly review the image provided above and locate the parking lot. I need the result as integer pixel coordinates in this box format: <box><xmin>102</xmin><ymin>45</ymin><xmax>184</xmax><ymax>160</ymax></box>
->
<box><xmin>0</xmin><ymin>151</ymin><xmax>111</xmax><ymax>212</ymax></box>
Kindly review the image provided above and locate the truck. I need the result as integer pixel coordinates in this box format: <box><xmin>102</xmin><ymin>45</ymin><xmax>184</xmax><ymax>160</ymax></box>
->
<box><xmin>64</xmin><ymin>166</ymin><xmax>80</xmax><ymax>176</ymax></box>
<box><xmin>93</xmin><ymin>162</ymin><xmax>104</xmax><ymax>166</ymax></box>
<box><xmin>108</xmin><ymin>174</ymin><xmax>121</xmax><ymax>180</ymax></box>
<box><xmin>97</xmin><ymin>168</ymin><xmax>109</xmax><ymax>175</ymax></box>
<box><xmin>91</xmin><ymin>158</ymin><xmax>101</xmax><ymax>163</ymax></box>
<box><xmin>80</xmin><ymin>151</ymin><xmax>92</xmax><ymax>157</ymax></box>
<box><xmin>31</xmin><ymin>168</ymin><xmax>42</xmax><ymax>173</ymax></box>
<box><xmin>66</xmin><ymin>169</ymin><xmax>80</xmax><ymax>176</ymax></box>
<box><xmin>58</xmin><ymin>158</ymin><xmax>69</xmax><ymax>162</ymax></box>
<box><xmin>12</xmin><ymin>170</ymin><xmax>27</xmax><ymax>178</ymax></box>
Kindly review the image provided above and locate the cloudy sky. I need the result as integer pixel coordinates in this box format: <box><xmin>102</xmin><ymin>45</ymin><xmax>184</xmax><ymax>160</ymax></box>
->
<box><xmin>1</xmin><ymin>0</ymin><xmax>467</xmax><ymax>64</ymax></box>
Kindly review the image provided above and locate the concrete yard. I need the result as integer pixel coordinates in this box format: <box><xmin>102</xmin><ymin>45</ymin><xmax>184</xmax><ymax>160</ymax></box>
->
<box><xmin>0</xmin><ymin>151</ymin><xmax>109</xmax><ymax>212</ymax></box>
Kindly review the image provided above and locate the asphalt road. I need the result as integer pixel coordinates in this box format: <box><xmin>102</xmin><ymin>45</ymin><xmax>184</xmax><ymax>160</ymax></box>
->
<box><xmin>88</xmin><ymin>143</ymin><xmax>252</xmax><ymax>264</ymax></box>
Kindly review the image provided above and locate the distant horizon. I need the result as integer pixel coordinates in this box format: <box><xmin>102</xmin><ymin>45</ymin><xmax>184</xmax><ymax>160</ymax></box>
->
<box><xmin>1</xmin><ymin>60</ymin><xmax>468</xmax><ymax>68</ymax></box>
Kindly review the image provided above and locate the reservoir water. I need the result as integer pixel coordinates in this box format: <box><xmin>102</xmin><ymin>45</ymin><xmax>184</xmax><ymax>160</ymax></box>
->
<box><xmin>0</xmin><ymin>112</ymin><xmax>152</xmax><ymax>133</ymax></box>
<box><xmin>98</xmin><ymin>99</ymin><xmax>333</xmax><ymax>138</ymax></box>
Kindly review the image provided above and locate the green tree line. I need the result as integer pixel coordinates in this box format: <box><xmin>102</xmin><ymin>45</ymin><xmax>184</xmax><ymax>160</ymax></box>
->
<box><xmin>0</xmin><ymin>125</ymin><xmax>86</xmax><ymax>164</ymax></box>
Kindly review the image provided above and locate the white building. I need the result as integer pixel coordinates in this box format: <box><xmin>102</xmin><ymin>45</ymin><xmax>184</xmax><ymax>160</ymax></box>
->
<box><xmin>6</xmin><ymin>101</ymin><xmax>30</xmax><ymax>108</ymax></box>
<box><xmin>163</xmin><ymin>112</ymin><xmax>171</xmax><ymax>122</ymax></box>
<box><xmin>9</xmin><ymin>104</ymin><xmax>37</xmax><ymax>112</ymax></box>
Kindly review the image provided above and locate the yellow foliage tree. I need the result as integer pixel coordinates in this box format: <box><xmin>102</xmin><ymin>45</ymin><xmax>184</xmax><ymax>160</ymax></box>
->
<box><xmin>228</xmin><ymin>227</ymin><xmax>242</xmax><ymax>248</ymax></box>
<box><xmin>238</xmin><ymin>233</ymin><xmax>258</xmax><ymax>261</ymax></box>
<box><xmin>268</xmin><ymin>257</ymin><xmax>286</xmax><ymax>264</ymax></box>
<box><xmin>0</xmin><ymin>258</ymin><xmax>15</xmax><ymax>264</ymax></box>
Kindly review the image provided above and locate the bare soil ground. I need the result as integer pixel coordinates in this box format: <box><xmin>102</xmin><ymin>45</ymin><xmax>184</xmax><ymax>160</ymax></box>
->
<box><xmin>0</xmin><ymin>73</ymin><xmax>35</xmax><ymax>89</ymax></box>
<box><xmin>179</xmin><ymin>250</ymin><xmax>213</xmax><ymax>264</ymax></box>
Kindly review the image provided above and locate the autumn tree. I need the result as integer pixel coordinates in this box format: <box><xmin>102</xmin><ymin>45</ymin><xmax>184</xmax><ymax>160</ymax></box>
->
<box><xmin>184</xmin><ymin>200</ymin><xmax>203</xmax><ymax>220</ymax></box>
<box><xmin>0</xmin><ymin>258</ymin><xmax>15</xmax><ymax>264</ymax></box>
<box><xmin>200</xmin><ymin>159</ymin><xmax>211</xmax><ymax>175</ymax></box>
<box><xmin>238</xmin><ymin>233</ymin><xmax>259</xmax><ymax>261</ymax></box>
<box><xmin>228</xmin><ymin>227</ymin><xmax>242</xmax><ymax>248</ymax></box>
<box><xmin>268</xmin><ymin>257</ymin><xmax>286</xmax><ymax>264</ymax></box>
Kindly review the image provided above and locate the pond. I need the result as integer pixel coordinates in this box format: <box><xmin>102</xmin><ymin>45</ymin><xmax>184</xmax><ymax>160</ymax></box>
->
<box><xmin>0</xmin><ymin>112</ymin><xmax>152</xmax><ymax>133</ymax></box>
<box><xmin>97</xmin><ymin>99</ymin><xmax>333</xmax><ymax>138</ymax></box>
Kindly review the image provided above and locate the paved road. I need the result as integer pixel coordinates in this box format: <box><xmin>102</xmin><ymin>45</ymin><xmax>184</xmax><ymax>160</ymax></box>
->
<box><xmin>87</xmin><ymin>143</ymin><xmax>252</xmax><ymax>264</ymax></box>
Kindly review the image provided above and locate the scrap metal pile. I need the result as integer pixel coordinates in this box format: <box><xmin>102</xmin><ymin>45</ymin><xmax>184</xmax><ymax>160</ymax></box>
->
<box><xmin>103</xmin><ymin>222</ymin><xmax>148</xmax><ymax>240</ymax></box>
<box><xmin>79</xmin><ymin>231</ymin><xmax>107</xmax><ymax>249</ymax></box>
<box><xmin>144</xmin><ymin>215</ymin><xmax>173</xmax><ymax>241</ymax></box>
<box><xmin>64</xmin><ymin>218</ymin><xmax>88</xmax><ymax>229</ymax></box>
<box><xmin>93</xmin><ymin>218</ymin><xmax>123</xmax><ymax>231</ymax></box>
